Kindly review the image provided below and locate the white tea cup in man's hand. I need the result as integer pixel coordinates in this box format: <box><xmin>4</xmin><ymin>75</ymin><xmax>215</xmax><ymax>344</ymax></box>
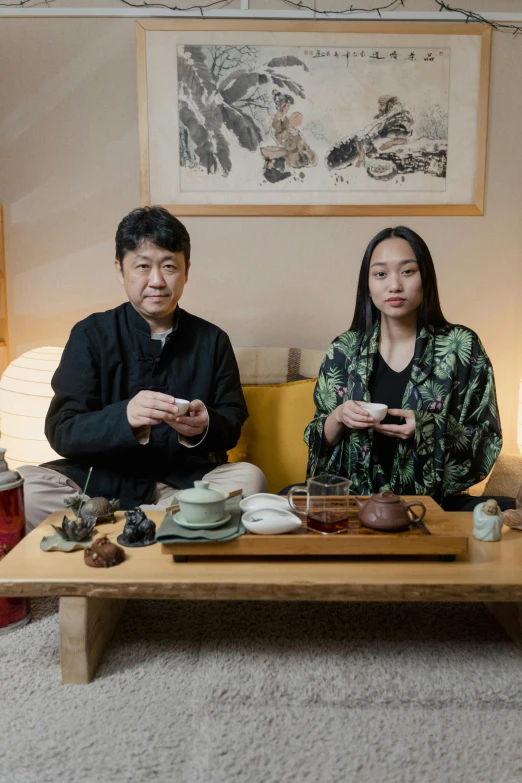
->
<box><xmin>359</xmin><ymin>402</ymin><xmax>388</xmax><ymax>422</ymax></box>
<box><xmin>174</xmin><ymin>398</ymin><xmax>190</xmax><ymax>416</ymax></box>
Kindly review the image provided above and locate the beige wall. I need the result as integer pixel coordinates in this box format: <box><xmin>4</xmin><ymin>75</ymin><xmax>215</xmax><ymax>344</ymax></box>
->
<box><xmin>1</xmin><ymin>11</ymin><xmax>522</xmax><ymax>452</ymax></box>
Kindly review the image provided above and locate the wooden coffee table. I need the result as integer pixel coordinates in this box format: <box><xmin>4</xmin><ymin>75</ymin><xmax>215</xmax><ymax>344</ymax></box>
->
<box><xmin>1</xmin><ymin>510</ymin><xmax>522</xmax><ymax>684</ymax></box>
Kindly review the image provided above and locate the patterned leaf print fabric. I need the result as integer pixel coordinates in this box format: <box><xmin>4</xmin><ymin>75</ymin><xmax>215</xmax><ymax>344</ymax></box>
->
<box><xmin>304</xmin><ymin>322</ymin><xmax>502</xmax><ymax>503</ymax></box>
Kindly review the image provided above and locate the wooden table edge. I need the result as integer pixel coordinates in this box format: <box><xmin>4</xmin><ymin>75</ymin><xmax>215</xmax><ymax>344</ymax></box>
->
<box><xmin>3</xmin><ymin>580</ymin><xmax>522</xmax><ymax>602</ymax></box>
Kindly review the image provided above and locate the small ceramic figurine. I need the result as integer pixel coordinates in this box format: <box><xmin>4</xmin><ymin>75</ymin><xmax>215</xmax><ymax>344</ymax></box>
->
<box><xmin>503</xmin><ymin>510</ymin><xmax>522</xmax><ymax>530</ymax></box>
<box><xmin>502</xmin><ymin>484</ymin><xmax>522</xmax><ymax>529</ymax></box>
<box><xmin>117</xmin><ymin>508</ymin><xmax>156</xmax><ymax>547</ymax></box>
<box><xmin>65</xmin><ymin>493</ymin><xmax>120</xmax><ymax>524</ymax></box>
<box><xmin>53</xmin><ymin>515</ymin><xmax>97</xmax><ymax>542</ymax></box>
<box><xmin>84</xmin><ymin>536</ymin><xmax>125</xmax><ymax>568</ymax></box>
<box><xmin>41</xmin><ymin>515</ymin><xmax>99</xmax><ymax>552</ymax></box>
<box><xmin>472</xmin><ymin>499</ymin><xmax>504</xmax><ymax>541</ymax></box>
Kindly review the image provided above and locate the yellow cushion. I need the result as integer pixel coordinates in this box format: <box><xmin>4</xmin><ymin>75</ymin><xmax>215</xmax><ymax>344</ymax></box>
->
<box><xmin>227</xmin><ymin>428</ymin><xmax>248</xmax><ymax>464</ymax></box>
<box><xmin>228</xmin><ymin>378</ymin><xmax>317</xmax><ymax>494</ymax></box>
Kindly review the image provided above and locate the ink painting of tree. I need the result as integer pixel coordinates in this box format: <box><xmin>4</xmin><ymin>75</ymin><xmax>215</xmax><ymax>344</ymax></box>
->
<box><xmin>178</xmin><ymin>45</ymin><xmax>308</xmax><ymax>177</ymax></box>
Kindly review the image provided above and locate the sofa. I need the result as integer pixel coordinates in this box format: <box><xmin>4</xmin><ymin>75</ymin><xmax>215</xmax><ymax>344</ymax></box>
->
<box><xmin>230</xmin><ymin>346</ymin><xmax>522</xmax><ymax>499</ymax></box>
<box><xmin>229</xmin><ymin>346</ymin><xmax>324</xmax><ymax>493</ymax></box>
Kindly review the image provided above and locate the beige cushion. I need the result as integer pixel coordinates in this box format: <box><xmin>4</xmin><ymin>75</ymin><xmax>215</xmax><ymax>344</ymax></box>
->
<box><xmin>467</xmin><ymin>474</ymin><xmax>491</xmax><ymax>497</ymax></box>
<box><xmin>483</xmin><ymin>452</ymin><xmax>522</xmax><ymax>498</ymax></box>
<box><xmin>233</xmin><ymin>347</ymin><xmax>325</xmax><ymax>385</ymax></box>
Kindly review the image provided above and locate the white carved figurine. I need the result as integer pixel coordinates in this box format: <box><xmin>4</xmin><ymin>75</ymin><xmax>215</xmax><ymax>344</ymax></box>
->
<box><xmin>472</xmin><ymin>498</ymin><xmax>504</xmax><ymax>542</ymax></box>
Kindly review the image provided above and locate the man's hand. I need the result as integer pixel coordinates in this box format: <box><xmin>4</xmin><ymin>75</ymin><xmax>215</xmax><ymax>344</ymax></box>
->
<box><xmin>373</xmin><ymin>409</ymin><xmax>416</xmax><ymax>440</ymax></box>
<box><xmin>167</xmin><ymin>399</ymin><xmax>209</xmax><ymax>438</ymax></box>
<box><xmin>127</xmin><ymin>390</ymin><xmax>180</xmax><ymax>429</ymax></box>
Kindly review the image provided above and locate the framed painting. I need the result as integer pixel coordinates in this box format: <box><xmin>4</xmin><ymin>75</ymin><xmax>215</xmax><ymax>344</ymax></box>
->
<box><xmin>136</xmin><ymin>20</ymin><xmax>491</xmax><ymax>216</ymax></box>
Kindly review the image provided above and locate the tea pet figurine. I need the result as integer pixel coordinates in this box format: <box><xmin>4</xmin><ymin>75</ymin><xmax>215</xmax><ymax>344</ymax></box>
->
<box><xmin>117</xmin><ymin>507</ymin><xmax>156</xmax><ymax>547</ymax></box>
<box><xmin>64</xmin><ymin>493</ymin><xmax>120</xmax><ymax>524</ymax></box>
<box><xmin>502</xmin><ymin>509</ymin><xmax>522</xmax><ymax>531</ymax></box>
<box><xmin>472</xmin><ymin>499</ymin><xmax>504</xmax><ymax>542</ymax></box>
<box><xmin>84</xmin><ymin>536</ymin><xmax>125</xmax><ymax>568</ymax></box>
<box><xmin>501</xmin><ymin>484</ymin><xmax>522</xmax><ymax>529</ymax></box>
<box><xmin>40</xmin><ymin>515</ymin><xmax>99</xmax><ymax>553</ymax></box>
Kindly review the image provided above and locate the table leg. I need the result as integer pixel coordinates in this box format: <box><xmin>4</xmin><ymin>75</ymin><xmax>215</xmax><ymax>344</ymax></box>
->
<box><xmin>485</xmin><ymin>602</ymin><xmax>522</xmax><ymax>649</ymax></box>
<box><xmin>59</xmin><ymin>596</ymin><xmax>127</xmax><ymax>684</ymax></box>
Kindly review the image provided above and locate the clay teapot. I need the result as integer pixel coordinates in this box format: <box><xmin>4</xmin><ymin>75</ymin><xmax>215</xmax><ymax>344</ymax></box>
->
<box><xmin>355</xmin><ymin>491</ymin><xmax>427</xmax><ymax>532</ymax></box>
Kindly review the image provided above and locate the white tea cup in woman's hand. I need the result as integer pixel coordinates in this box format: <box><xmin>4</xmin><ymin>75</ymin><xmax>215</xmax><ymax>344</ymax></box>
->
<box><xmin>359</xmin><ymin>402</ymin><xmax>388</xmax><ymax>422</ymax></box>
<box><xmin>335</xmin><ymin>400</ymin><xmax>375</xmax><ymax>429</ymax></box>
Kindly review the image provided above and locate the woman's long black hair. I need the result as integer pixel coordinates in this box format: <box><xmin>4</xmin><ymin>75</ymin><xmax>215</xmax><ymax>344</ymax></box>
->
<box><xmin>349</xmin><ymin>226</ymin><xmax>450</xmax><ymax>334</ymax></box>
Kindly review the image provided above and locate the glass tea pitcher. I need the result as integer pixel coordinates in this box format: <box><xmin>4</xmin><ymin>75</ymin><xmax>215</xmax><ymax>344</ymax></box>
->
<box><xmin>287</xmin><ymin>473</ymin><xmax>352</xmax><ymax>534</ymax></box>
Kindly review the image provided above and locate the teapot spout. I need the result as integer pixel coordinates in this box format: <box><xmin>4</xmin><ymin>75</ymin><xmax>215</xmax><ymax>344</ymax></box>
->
<box><xmin>354</xmin><ymin>497</ymin><xmax>365</xmax><ymax>511</ymax></box>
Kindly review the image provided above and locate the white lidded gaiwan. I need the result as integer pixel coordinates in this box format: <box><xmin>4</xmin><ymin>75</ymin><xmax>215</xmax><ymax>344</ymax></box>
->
<box><xmin>242</xmin><ymin>508</ymin><xmax>302</xmax><ymax>535</ymax></box>
<box><xmin>176</xmin><ymin>481</ymin><xmax>229</xmax><ymax>526</ymax></box>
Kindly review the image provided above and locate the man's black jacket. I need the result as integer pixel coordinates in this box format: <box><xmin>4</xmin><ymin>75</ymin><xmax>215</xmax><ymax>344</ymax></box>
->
<box><xmin>43</xmin><ymin>303</ymin><xmax>248</xmax><ymax>507</ymax></box>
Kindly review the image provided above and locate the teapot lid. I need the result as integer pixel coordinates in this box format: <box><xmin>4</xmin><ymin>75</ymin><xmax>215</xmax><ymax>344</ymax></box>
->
<box><xmin>371</xmin><ymin>491</ymin><xmax>401</xmax><ymax>504</ymax></box>
<box><xmin>177</xmin><ymin>481</ymin><xmax>227</xmax><ymax>504</ymax></box>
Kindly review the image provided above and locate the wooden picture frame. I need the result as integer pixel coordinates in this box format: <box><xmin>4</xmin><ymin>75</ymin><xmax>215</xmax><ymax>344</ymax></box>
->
<box><xmin>136</xmin><ymin>20</ymin><xmax>491</xmax><ymax>216</ymax></box>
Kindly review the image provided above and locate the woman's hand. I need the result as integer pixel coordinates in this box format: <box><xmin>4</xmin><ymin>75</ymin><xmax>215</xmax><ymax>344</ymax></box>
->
<box><xmin>373</xmin><ymin>408</ymin><xmax>415</xmax><ymax>440</ymax></box>
<box><xmin>335</xmin><ymin>401</ymin><xmax>375</xmax><ymax>430</ymax></box>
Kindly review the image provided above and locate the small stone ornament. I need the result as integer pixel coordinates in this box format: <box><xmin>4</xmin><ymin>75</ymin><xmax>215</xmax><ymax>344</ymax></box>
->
<box><xmin>40</xmin><ymin>515</ymin><xmax>99</xmax><ymax>553</ymax></box>
<box><xmin>505</xmin><ymin>484</ymin><xmax>522</xmax><ymax>530</ymax></box>
<box><xmin>503</xmin><ymin>510</ymin><xmax>522</xmax><ymax>530</ymax></box>
<box><xmin>84</xmin><ymin>536</ymin><xmax>125</xmax><ymax>568</ymax></box>
<box><xmin>64</xmin><ymin>493</ymin><xmax>120</xmax><ymax>524</ymax></box>
<box><xmin>54</xmin><ymin>515</ymin><xmax>97</xmax><ymax>542</ymax></box>
<box><xmin>472</xmin><ymin>499</ymin><xmax>504</xmax><ymax>542</ymax></box>
<box><xmin>117</xmin><ymin>508</ymin><xmax>156</xmax><ymax>548</ymax></box>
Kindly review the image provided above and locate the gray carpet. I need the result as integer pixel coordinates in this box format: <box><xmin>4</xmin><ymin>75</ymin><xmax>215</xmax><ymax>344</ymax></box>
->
<box><xmin>1</xmin><ymin>597</ymin><xmax>522</xmax><ymax>783</ymax></box>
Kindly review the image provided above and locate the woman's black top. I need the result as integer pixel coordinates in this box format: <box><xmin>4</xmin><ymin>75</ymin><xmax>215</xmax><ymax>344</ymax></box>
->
<box><xmin>369</xmin><ymin>352</ymin><xmax>414</xmax><ymax>482</ymax></box>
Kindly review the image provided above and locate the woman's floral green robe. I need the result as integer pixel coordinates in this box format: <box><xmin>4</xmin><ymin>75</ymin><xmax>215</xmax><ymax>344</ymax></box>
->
<box><xmin>305</xmin><ymin>323</ymin><xmax>502</xmax><ymax>503</ymax></box>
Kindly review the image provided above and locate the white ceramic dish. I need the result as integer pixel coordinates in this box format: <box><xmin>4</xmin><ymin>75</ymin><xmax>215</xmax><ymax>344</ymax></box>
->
<box><xmin>359</xmin><ymin>402</ymin><xmax>388</xmax><ymax>422</ymax></box>
<box><xmin>242</xmin><ymin>508</ymin><xmax>302</xmax><ymax>535</ymax></box>
<box><xmin>174</xmin><ymin>398</ymin><xmax>190</xmax><ymax>416</ymax></box>
<box><xmin>240</xmin><ymin>493</ymin><xmax>293</xmax><ymax>515</ymax></box>
<box><xmin>173</xmin><ymin>511</ymin><xmax>231</xmax><ymax>530</ymax></box>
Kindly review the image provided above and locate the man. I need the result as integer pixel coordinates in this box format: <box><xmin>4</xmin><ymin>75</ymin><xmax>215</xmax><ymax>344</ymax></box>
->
<box><xmin>326</xmin><ymin>95</ymin><xmax>414</xmax><ymax>172</ymax></box>
<box><xmin>20</xmin><ymin>206</ymin><xmax>266</xmax><ymax>530</ymax></box>
<box><xmin>356</xmin><ymin>95</ymin><xmax>414</xmax><ymax>167</ymax></box>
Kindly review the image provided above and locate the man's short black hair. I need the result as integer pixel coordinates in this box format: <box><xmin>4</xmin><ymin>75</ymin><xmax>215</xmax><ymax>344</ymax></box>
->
<box><xmin>115</xmin><ymin>206</ymin><xmax>191</xmax><ymax>268</ymax></box>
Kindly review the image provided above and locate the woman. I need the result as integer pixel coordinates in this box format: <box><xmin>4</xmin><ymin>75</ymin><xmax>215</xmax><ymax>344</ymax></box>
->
<box><xmin>305</xmin><ymin>226</ymin><xmax>504</xmax><ymax>509</ymax></box>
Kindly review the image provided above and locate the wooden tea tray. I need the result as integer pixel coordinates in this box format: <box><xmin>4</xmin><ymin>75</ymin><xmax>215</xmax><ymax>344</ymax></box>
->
<box><xmin>161</xmin><ymin>496</ymin><xmax>468</xmax><ymax>561</ymax></box>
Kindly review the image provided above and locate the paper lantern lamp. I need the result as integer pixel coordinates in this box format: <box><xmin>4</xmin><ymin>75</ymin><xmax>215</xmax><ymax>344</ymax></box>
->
<box><xmin>0</xmin><ymin>347</ymin><xmax>63</xmax><ymax>470</ymax></box>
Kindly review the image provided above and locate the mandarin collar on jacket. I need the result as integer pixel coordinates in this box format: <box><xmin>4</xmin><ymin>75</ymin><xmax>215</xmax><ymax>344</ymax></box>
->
<box><xmin>125</xmin><ymin>301</ymin><xmax>181</xmax><ymax>337</ymax></box>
